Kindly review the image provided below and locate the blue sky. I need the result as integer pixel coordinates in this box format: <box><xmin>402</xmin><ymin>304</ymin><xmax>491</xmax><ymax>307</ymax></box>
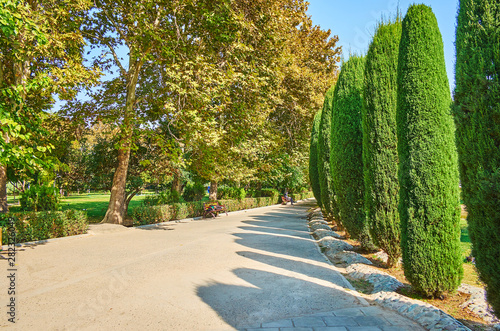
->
<box><xmin>306</xmin><ymin>0</ymin><xmax>459</xmax><ymax>91</ymax></box>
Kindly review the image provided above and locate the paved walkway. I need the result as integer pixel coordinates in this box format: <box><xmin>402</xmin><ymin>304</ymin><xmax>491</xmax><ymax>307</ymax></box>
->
<box><xmin>0</xmin><ymin>199</ymin><xmax>424</xmax><ymax>330</ymax></box>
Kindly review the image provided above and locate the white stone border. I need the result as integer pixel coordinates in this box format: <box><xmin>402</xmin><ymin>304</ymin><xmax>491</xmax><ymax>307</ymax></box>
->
<box><xmin>307</xmin><ymin>208</ymin><xmax>473</xmax><ymax>331</ymax></box>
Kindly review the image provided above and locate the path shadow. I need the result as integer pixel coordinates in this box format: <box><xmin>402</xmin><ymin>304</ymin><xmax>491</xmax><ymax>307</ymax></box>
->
<box><xmin>197</xmin><ymin>268</ymin><xmax>362</xmax><ymax>329</ymax></box>
<box><xmin>197</xmin><ymin>200</ymin><xmax>363</xmax><ymax>328</ymax></box>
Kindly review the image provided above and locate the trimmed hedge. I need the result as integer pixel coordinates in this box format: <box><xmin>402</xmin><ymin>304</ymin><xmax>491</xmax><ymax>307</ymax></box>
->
<box><xmin>317</xmin><ymin>87</ymin><xmax>337</xmax><ymax>221</ymax></box>
<box><xmin>454</xmin><ymin>0</ymin><xmax>500</xmax><ymax>316</ymax></box>
<box><xmin>363</xmin><ymin>19</ymin><xmax>402</xmax><ymax>266</ymax></box>
<box><xmin>132</xmin><ymin>201</ymin><xmax>205</xmax><ymax>226</ymax></box>
<box><xmin>331</xmin><ymin>55</ymin><xmax>372</xmax><ymax>249</ymax></box>
<box><xmin>309</xmin><ymin>109</ymin><xmax>323</xmax><ymax>208</ymax></box>
<box><xmin>131</xmin><ymin>192</ymin><xmax>313</xmax><ymax>226</ymax></box>
<box><xmin>0</xmin><ymin>210</ymin><xmax>88</xmax><ymax>245</ymax></box>
<box><xmin>397</xmin><ymin>4</ymin><xmax>462</xmax><ymax>297</ymax></box>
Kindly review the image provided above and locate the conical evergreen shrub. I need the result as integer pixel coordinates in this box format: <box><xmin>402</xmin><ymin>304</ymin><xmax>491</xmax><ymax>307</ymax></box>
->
<box><xmin>397</xmin><ymin>4</ymin><xmax>462</xmax><ymax>297</ymax></box>
<box><xmin>331</xmin><ymin>55</ymin><xmax>371</xmax><ymax>248</ymax></box>
<box><xmin>363</xmin><ymin>19</ymin><xmax>402</xmax><ymax>267</ymax></box>
<box><xmin>317</xmin><ymin>87</ymin><xmax>337</xmax><ymax>222</ymax></box>
<box><xmin>454</xmin><ymin>0</ymin><xmax>500</xmax><ymax>316</ymax></box>
<box><xmin>309</xmin><ymin>109</ymin><xmax>323</xmax><ymax>208</ymax></box>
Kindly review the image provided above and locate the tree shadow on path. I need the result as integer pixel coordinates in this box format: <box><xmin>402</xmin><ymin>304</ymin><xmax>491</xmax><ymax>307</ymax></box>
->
<box><xmin>196</xmin><ymin>201</ymin><xmax>364</xmax><ymax>329</ymax></box>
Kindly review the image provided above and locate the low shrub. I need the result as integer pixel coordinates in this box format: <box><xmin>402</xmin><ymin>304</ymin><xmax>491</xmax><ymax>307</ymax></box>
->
<box><xmin>182</xmin><ymin>182</ymin><xmax>206</xmax><ymax>202</ymax></box>
<box><xmin>172</xmin><ymin>201</ymin><xmax>204</xmax><ymax>220</ymax></box>
<box><xmin>0</xmin><ymin>210</ymin><xmax>88</xmax><ymax>245</ymax></box>
<box><xmin>20</xmin><ymin>185</ymin><xmax>60</xmax><ymax>211</ymax></box>
<box><xmin>259</xmin><ymin>188</ymin><xmax>280</xmax><ymax>202</ymax></box>
<box><xmin>131</xmin><ymin>204</ymin><xmax>174</xmax><ymax>226</ymax></box>
<box><xmin>142</xmin><ymin>190</ymin><xmax>185</xmax><ymax>206</ymax></box>
<box><xmin>218</xmin><ymin>186</ymin><xmax>246</xmax><ymax>201</ymax></box>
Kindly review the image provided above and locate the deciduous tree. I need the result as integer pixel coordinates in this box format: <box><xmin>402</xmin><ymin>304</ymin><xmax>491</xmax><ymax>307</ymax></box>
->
<box><xmin>0</xmin><ymin>0</ymin><xmax>98</xmax><ymax>212</ymax></box>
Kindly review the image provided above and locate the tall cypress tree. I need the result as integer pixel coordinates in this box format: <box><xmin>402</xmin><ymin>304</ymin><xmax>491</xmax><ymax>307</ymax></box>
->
<box><xmin>317</xmin><ymin>87</ymin><xmax>338</xmax><ymax>222</ymax></box>
<box><xmin>331</xmin><ymin>55</ymin><xmax>371</xmax><ymax>248</ymax></box>
<box><xmin>309</xmin><ymin>109</ymin><xmax>323</xmax><ymax>208</ymax></box>
<box><xmin>363</xmin><ymin>19</ymin><xmax>402</xmax><ymax>267</ymax></box>
<box><xmin>397</xmin><ymin>4</ymin><xmax>462</xmax><ymax>297</ymax></box>
<box><xmin>454</xmin><ymin>0</ymin><xmax>500</xmax><ymax>315</ymax></box>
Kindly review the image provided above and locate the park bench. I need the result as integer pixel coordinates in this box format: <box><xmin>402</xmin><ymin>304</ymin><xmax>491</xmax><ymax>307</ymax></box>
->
<box><xmin>281</xmin><ymin>195</ymin><xmax>293</xmax><ymax>205</ymax></box>
<box><xmin>203</xmin><ymin>201</ymin><xmax>228</xmax><ymax>218</ymax></box>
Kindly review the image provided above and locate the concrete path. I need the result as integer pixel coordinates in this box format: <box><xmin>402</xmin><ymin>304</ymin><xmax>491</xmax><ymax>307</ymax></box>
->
<box><xmin>0</xmin><ymin>199</ymin><xmax>424</xmax><ymax>330</ymax></box>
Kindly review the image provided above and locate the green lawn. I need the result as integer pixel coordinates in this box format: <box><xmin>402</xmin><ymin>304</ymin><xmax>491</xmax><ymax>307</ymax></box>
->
<box><xmin>7</xmin><ymin>192</ymin><xmax>154</xmax><ymax>223</ymax></box>
<box><xmin>60</xmin><ymin>193</ymin><xmax>155</xmax><ymax>223</ymax></box>
<box><xmin>460</xmin><ymin>206</ymin><xmax>483</xmax><ymax>287</ymax></box>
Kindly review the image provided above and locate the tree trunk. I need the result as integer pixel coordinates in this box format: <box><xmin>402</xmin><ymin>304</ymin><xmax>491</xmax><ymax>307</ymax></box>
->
<box><xmin>209</xmin><ymin>181</ymin><xmax>218</xmax><ymax>201</ymax></box>
<box><xmin>171</xmin><ymin>168</ymin><xmax>182</xmax><ymax>195</ymax></box>
<box><xmin>101</xmin><ymin>147</ymin><xmax>131</xmax><ymax>224</ymax></box>
<box><xmin>101</xmin><ymin>53</ymin><xmax>143</xmax><ymax>224</ymax></box>
<box><xmin>0</xmin><ymin>165</ymin><xmax>7</xmax><ymax>213</ymax></box>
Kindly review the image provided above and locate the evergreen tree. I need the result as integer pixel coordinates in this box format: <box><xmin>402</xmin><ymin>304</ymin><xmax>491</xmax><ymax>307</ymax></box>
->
<box><xmin>331</xmin><ymin>55</ymin><xmax>371</xmax><ymax>248</ymax></box>
<box><xmin>454</xmin><ymin>0</ymin><xmax>500</xmax><ymax>316</ymax></box>
<box><xmin>317</xmin><ymin>87</ymin><xmax>337</xmax><ymax>222</ymax></box>
<box><xmin>363</xmin><ymin>20</ymin><xmax>402</xmax><ymax>267</ymax></box>
<box><xmin>309</xmin><ymin>109</ymin><xmax>323</xmax><ymax>208</ymax></box>
<box><xmin>397</xmin><ymin>4</ymin><xmax>462</xmax><ymax>297</ymax></box>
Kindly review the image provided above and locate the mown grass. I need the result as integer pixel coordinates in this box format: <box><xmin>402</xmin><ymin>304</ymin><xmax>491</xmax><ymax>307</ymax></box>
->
<box><xmin>7</xmin><ymin>192</ymin><xmax>155</xmax><ymax>223</ymax></box>
<box><xmin>459</xmin><ymin>206</ymin><xmax>482</xmax><ymax>287</ymax></box>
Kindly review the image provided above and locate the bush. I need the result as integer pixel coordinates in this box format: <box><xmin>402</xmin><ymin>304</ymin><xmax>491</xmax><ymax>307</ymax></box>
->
<box><xmin>182</xmin><ymin>182</ymin><xmax>206</xmax><ymax>202</ymax></box>
<box><xmin>259</xmin><ymin>188</ymin><xmax>280</xmax><ymax>203</ymax></box>
<box><xmin>142</xmin><ymin>190</ymin><xmax>185</xmax><ymax>206</ymax></box>
<box><xmin>454</xmin><ymin>0</ymin><xmax>500</xmax><ymax>316</ymax></box>
<box><xmin>397</xmin><ymin>4</ymin><xmax>462</xmax><ymax>297</ymax></box>
<box><xmin>0</xmin><ymin>210</ymin><xmax>88</xmax><ymax>245</ymax></box>
<box><xmin>131</xmin><ymin>204</ymin><xmax>174</xmax><ymax>226</ymax></box>
<box><xmin>317</xmin><ymin>87</ymin><xmax>337</xmax><ymax>221</ymax></box>
<box><xmin>363</xmin><ymin>19</ymin><xmax>402</xmax><ymax>266</ymax></box>
<box><xmin>20</xmin><ymin>185</ymin><xmax>60</xmax><ymax>211</ymax></box>
<box><xmin>330</xmin><ymin>55</ymin><xmax>372</xmax><ymax>249</ymax></box>
<box><xmin>218</xmin><ymin>186</ymin><xmax>246</xmax><ymax>201</ymax></box>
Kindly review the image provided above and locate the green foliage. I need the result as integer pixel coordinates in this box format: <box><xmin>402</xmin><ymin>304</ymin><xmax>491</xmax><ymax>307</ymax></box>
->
<box><xmin>309</xmin><ymin>109</ymin><xmax>323</xmax><ymax>208</ymax></box>
<box><xmin>363</xmin><ymin>20</ymin><xmax>402</xmax><ymax>266</ymax></box>
<box><xmin>20</xmin><ymin>184</ymin><xmax>60</xmax><ymax>211</ymax></box>
<box><xmin>397</xmin><ymin>4</ymin><xmax>462</xmax><ymax>297</ymax></box>
<box><xmin>317</xmin><ymin>87</ymin><xmax>337</xmax><ymax>221</ymax></box>
<box><xmin>331</xmin><ymin>55</ymin><xmax>372</xmax><ymax>248</ymax></box>
<box><xmin>132</xmin><ymin>204</ymin><xmax>176</xmax><ymax>226</ymax></box>
<box><xmin>182</xmin><ymin>182</ymin><xmax>206</xmax><ymax>202</ymax></box>
<box><xmin>142</xmin><ymin>190</ymin><xmax>185</xmax><ymax>206</ymax></box>
<box><xmin>0</xmin><ymin>210</ymin><xmax>87</xmax><ymax>245</ymax></box>
<box><xmin>454</xmin><ymin>0</ymin><xmax>500</xmax><ymax>316</ymax></box>
<box><xmin>249</xmin><ymin>188</ymin><xmax>280</xmax><ymax>203</ymax></box>
<box><xmin>218</xmin><ymin>186</ymin><xmax>246</xmax><ymax>201</ymax></box>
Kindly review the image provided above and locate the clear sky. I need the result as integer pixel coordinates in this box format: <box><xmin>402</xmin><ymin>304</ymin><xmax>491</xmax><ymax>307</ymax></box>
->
<box><xmin>306</xmin><ymin>0</ymin><xmax>459</xmax><ymax>91</ymax></box>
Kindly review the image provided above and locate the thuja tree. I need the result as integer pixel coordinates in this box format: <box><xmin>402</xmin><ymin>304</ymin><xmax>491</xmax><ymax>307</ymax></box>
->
<box><xmin>309</xmin><ymin>109</ymin><xmax>323</xmax><ymax>208</ymax></box>
<box><xmin>317</xmin><ymin>87</ymin><xmax>337</xmax><ymax>222</ymax></box>
<box><xmin>454</xmin><ymin>0</ymin><xmax>500</xmax><ymax>315</ymax></box>
<box><xmin>331</xmin><ymin>55</ymin><xmax>371</xmax><ymax>248</ymax></box>
<box><xmin>397</xmin><ymin>4</ymin><xmax>462</xmax><ymax>297</ymax></box>
<box><xmin>363</xmin><ymin>20</ymin><xmax>402</xmax><ymax>267</ymax></box>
